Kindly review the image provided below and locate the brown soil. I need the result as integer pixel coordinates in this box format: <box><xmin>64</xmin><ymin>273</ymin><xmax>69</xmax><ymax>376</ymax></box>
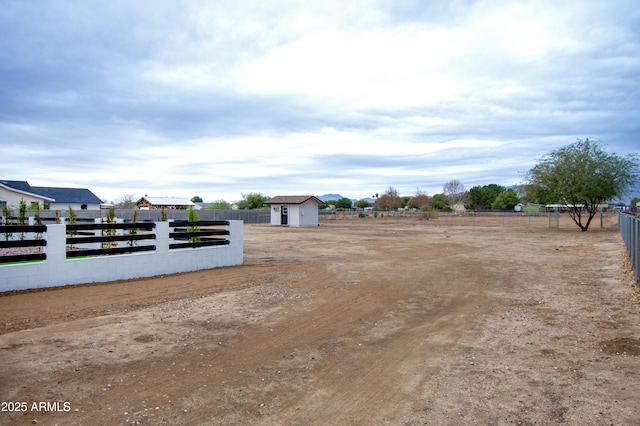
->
<box><xmin>1</xmin><ymin>217</ymin><xmax>638</xmax><ymax>425</ymax></box>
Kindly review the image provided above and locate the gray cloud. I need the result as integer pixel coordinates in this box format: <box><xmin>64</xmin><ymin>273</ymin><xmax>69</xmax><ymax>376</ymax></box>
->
<box><xmin>1</xmin><ymin>0</ymin><xmax>638</xmax><ymax>203</ymax></box>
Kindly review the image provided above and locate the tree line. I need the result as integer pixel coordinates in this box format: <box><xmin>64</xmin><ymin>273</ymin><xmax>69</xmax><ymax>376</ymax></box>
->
<box><xmin>110</xmin><ymin>139</ymin><xmax>638</xmax><ymax>232</ymax></box>
<box><xmin>330</xmin><ymin>139</ymin><xmax>639</xmax><ymax>231</ymax></box>
<box><xmin>323</xmin><ymin>182</ymin><xmax>521</xmax><ymax>212</ymax></box>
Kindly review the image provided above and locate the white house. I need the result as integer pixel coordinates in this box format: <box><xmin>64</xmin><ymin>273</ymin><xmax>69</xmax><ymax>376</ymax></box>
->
<box><xmin>0</xmin><ymin>180</ymin><xmax>54</xmax><ymax>209</ymax></box>
<box><xmin>1</xmin><ymin>180</ymin><xmax>103</xmax><ymax>210</ymax></box>
<box><xmin>28</xmin><ymin>186</ymin><xmax>103</xmax><ymax>210</ymax></box>
<box><xmin>263</xmin><ymin>195</ymin><xmax>323</xmax><ymax>227</ymax></box>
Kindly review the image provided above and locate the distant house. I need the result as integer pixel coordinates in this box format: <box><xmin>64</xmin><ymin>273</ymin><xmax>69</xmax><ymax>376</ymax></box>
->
<box><xmin>523</xmin><ymin>203</ymin><xmax>545</xmax><ymax>213</ymax></box>
<box><xmin>451</xmin><ymin>202</ymin><xmax>467</xmax><ymax>213</ymax></box>
<box><xmin>193</xmin><ymin>202</ymin><xmax>209</xmax><ymax>210</ymax></box>
<box><xmin>29</xmin><ymin>186</ymin><xmax>103</xmax><ymax>210</ymax></box>
<box><xmin>1</xmin><ymin>180</ymin><xmax>54</xmax><ymax>209</ymax></box>
<box><xmin>545</xmin><ymin>203</ymin><xmax>585</xmax><ymax>212</ymax></box>
<box><xmin>0</xmin><ymin>180</ymin><xmax>101</xmax><ymax>210</ymax></box>
<box><xmin>135</xmin><ymin>196</ymin><xmax>197</xmax><ymax>210</ymax></box>
<box><xmin>263</xmin><ymin>195</ymin><xmax>323</xmax><ymax>227</ymax></box>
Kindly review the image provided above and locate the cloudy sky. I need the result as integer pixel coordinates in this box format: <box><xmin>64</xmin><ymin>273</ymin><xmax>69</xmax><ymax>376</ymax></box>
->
<box><xmin>1</xmin><ymin>0</ymin><xmax>638</xmax><ymax>203</ymax></box>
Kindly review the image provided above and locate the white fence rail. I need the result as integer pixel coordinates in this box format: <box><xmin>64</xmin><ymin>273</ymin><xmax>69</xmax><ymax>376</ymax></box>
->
<box><xmin>0</xmin><ymin>220</ymin><xmax>243</xmax><ymax>292</ymax></box>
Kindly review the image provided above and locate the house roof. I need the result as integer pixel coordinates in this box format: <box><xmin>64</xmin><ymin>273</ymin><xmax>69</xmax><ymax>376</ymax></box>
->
<box><xmin>136</xmin><ymin>196</ymin><xmax>195</xmax><ymax>206</ymax></box>
<box><xmin>0</xmin><ymin>180</ymin><xmax>33</xmax><ymax>192</ymax></box>
<box><xmin>263</xmin><ymin>195</ymin><xmax>324</xmax><ymax>205</ymax></box>
<box><xmin>1</xmin><ymin>180</ymin><xmax>102</xmax><ymax>204</ymax></box>
<box><xmin>0</xmin><ymin>180</ymin><xmax>56</xmax><ymax>202</ymax></box>
<box><xmin>31</xmin><ymin>186</ymin><xmax>103</xmax><ymax>204</ymax></box>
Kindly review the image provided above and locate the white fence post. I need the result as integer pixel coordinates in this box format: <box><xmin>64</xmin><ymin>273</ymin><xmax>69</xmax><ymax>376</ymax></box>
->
<box><xmin>155</xmin><ymin>221</ymin><xmax>170</xmax><ymax>257</ymax></box>
<box><xmin>45</xmin><ymin>224</ymin><xmax>67</xmax><ymax>286</ymax></box>
<box><xmin>115</xmin><ymin>218</ymin><xmax>124</xmax><ymax>248</ymax></box>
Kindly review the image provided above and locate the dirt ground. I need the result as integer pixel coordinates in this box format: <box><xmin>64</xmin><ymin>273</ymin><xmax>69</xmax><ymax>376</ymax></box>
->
<box><xmin>1</xmin><ymin>216</ymin><xmax>639</xmax><ymax>425</ymax></box>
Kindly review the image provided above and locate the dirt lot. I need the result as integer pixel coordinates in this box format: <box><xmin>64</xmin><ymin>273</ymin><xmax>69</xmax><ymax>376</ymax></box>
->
<box><xmin>1</xmin><ymin>216</ymin><xmax>639</xmax><ymax>425</ymax></box>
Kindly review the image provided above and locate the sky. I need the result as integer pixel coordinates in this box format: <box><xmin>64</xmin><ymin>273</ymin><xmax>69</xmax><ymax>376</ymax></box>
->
<box><xmin>1</xmin><ymin>0</ymin><xmax>639</xmax><ymax>204</ymax></box>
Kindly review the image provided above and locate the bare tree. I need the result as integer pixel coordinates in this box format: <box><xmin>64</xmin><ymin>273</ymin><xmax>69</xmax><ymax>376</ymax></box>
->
<box><xmin>443</xmin><ymin>180</ymin><xmax>467</xmax><ymax>212</ymax></box>
<box><xmin>375</xmin><ymin>186</ymin><xmax>404</xmax><ymax>210</ymax></box>
<box><xmin>114</xmin><ymin>193</ymin><xmax>137</xmax><ymax>209</ymax></box>
<box><xmin>407</xmin><ymin>188</ymin><xmax>430</xmax><ymax>209</ymax></box>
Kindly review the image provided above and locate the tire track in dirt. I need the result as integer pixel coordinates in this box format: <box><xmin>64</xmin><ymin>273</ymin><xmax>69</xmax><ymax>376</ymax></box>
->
<box><xmin>1</xmin><ymin>221</ymin><xmax>638</xmax><ymax>425</ymax></box>
<box><xmin>0</xmin><ymin>261</ymin><xmax>309</xmax><ymax>335</ymax></box>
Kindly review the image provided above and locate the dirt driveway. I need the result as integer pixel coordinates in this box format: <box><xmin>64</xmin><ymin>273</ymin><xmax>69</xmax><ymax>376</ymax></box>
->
<box><xmin>1</xmin><ymin>218</ymin><xmax>639</xmax><ymax>425</ymax></box>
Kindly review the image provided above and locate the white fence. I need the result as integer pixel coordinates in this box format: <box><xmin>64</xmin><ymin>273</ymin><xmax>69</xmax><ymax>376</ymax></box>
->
<box><xmin>0</xmin><ymin>221</ymin><xmax>243</xmax><ymax>292</ymax></box>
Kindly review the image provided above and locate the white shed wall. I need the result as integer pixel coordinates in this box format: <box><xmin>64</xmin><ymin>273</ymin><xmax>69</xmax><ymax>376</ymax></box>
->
<box><xmin>289</xmin><ymin>205</ymin><xmax>301</xmax><ymax>227</ymax></box>
<box><xmin>270</xmin><ymin>205</ymin><xmax>282</xmax><ymax>225</ymax></box>
<box><xmin>298</xmin><ymin>200</ymin><xmax>319</xmax><ymax>226</ymax></box>
<box><xmin>268</xmin><ymin>201</ymin><xmax>319</xmax><ymax>227</ymax></box>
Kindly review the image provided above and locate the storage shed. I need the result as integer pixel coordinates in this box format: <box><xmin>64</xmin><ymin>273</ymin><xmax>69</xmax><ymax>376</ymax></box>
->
<box><xmin>263</xmin><ymin>195</ymin><xmax>323</xmax><ymax>227</ymax></box>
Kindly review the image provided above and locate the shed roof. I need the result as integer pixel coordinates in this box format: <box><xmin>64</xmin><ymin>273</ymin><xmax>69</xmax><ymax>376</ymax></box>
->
<box><xmin>263</xmin><ymin>195</ymin><xmax>323</xmax><ymax>205</ymax></box>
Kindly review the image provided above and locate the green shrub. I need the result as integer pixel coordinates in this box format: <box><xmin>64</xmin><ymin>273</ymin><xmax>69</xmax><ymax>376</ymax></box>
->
<box><xmin>187</xmin><ymin>206</ymin><xmax>201</xmax><ymax>243</ymax></box>
<box><xmin>2</xmin><ymin>205</ymin><xmax>12</xmax><ymax>240</ymax></box>
<box><xmin>128</xmin><ymin>208</ymin><xmax>139</xmax><ymax>246</ymax></box>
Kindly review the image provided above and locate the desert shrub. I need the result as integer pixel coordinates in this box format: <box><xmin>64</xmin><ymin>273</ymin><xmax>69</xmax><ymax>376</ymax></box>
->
<box><xmin>419</xmin><ymin>206</ymin><xmax>436</xmax><ymax>220</ymax></box>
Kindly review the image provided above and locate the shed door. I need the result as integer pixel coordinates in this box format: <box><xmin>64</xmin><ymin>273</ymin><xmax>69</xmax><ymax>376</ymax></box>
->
<box><xmin>281</xmin><ymin>206</ymin><xmax>288</xmax><ymax>225</ymax></box>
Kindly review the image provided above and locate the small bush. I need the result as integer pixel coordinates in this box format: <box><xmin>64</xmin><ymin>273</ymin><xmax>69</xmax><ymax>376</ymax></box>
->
<box><xmin>127</xmin><ymin>208</ymin><xmax>139</xmax><ymax>247</ymax></box>
<box><xmin>187</xmin><ymin>206</ymin><xmax>201</xmax><ymax>243</ymax></box>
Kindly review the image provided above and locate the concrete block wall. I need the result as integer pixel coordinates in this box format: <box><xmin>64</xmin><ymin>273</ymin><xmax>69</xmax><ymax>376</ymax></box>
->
<box><xmin>0</xmin><ymin>221</ymin><xmax>243</xmax><ymax>292</ymax></box>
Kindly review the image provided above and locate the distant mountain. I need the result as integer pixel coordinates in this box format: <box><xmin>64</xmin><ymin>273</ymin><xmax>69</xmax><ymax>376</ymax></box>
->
<box><xmin>318</xmin><ymin>194</ymin><xmax>376</xmax><ymax>204</ymax></box>
<box><xmin>624</xmin><ymin>181</ymin><xmax>640</xmax><ymax>201</ymax></box>
<box><xmin>317</xmin><ymin>194</ymin><xmax>344</xmax><ymax>201</ymax></box>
